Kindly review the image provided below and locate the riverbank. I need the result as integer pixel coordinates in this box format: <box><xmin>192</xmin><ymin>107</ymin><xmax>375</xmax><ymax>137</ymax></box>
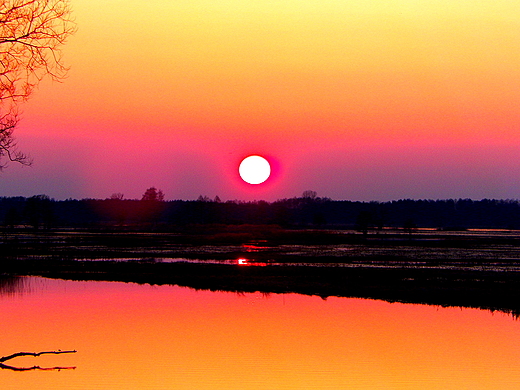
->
<box><xmin>3</xmin><ymin>258</ymin><xmax>520</xmax><ymax>316</ymax></box>
<box><xmin>2</xmin><ymin>227</ymin><xmax>520</xmax><ymax>315</ymax></box>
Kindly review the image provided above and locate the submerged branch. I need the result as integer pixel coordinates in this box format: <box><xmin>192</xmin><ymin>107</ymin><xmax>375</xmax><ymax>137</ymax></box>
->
<box><xmin>0</xmin><ymin>362</ymin><xmax>76</xmax><ymax>371</ymax></box>
<box><xmin>0</xmin><ymin>350</ymin><xmax>76</xmax><ymax>362</ymax></box>
<box><xmin>0</xmin><ymin>350</ymin><xmax>77</xmax><ymax>371</ymax></box>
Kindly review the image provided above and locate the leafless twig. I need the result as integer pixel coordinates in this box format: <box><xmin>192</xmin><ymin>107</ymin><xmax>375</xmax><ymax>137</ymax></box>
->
<box><xmin>0</xmin><ymin>350</ymin><xmax>77</xmax><ymax>371</ymax></box>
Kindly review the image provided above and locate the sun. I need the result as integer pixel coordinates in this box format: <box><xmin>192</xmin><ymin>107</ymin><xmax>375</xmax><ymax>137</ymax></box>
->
<box><xmin>239</xmin><ymin>155</ymin><xmax>271</xmax><ymax>184</ymax></box>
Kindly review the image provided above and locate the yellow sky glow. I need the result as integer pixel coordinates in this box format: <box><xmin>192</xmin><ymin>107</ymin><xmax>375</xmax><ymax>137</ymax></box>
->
<box><xmin>7</xmin><ymin>0</ymin><xmax>520</xmax><ymax>200</ymax></box>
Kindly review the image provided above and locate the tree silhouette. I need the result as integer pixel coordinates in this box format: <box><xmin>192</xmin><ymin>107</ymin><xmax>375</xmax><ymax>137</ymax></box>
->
<box><xmin>105</xmin><ymin>193</ymin><xmax>127</xmax><ymax>225</ymax></box>
<box><xmin>0</xmin><ymin>0</ymin><xmax>75</xmax><ymax>168</ymax></box>
<box><xmin>142</xmin><ymin>187</ymin><xmax>164</xmax><ymax>202</ymax></box>
<box><xmin>302</xmin><ymin>190</ymin><xmax>317</xmax><ymax>200</ymax></box>
<box><xmin>140</xmin><ymin>187</ymin><xmax>165</xmax><ymax>224</ymax></box>
<box><xmin>24</xmin><ymin>194</ymin><xmax>53</xmax><ymax>229</ymax></box>
<box><xmin>109</xmin><ymin>192</ymin><xmax>124</xmax><ymax>200</ymax></box>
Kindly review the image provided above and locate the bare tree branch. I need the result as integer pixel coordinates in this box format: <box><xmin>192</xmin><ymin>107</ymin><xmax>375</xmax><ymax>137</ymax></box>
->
<box><xmin>0</xmin><ymin>0</ymin><xmax>75</xmax><ymax>168</ymax></box>
<box><xmin>0</xmin><ymin>349</ymin><xmax>77</xmax><ymax>362</ymax></box>
<box><xmin>0</xmin><ymin>362</ymin><xmax>76</xmax><ymax>371</ymax></box>
<box><xmin>0</xmin><ymin>350</ymin><xmax>77</xmax><ymax>371</ymax></box>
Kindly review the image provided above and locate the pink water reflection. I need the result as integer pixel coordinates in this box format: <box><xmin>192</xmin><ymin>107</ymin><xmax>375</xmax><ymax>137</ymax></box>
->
<box><xmin>1</xmin><ymin>277</ymin><xmax>520</xmax><ymax>390</ymax></box>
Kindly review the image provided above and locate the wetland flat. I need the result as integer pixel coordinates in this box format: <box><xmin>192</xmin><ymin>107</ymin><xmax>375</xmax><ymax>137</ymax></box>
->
<box><xmin>3</xmin><ymin>227</ymin><xmax>520</xmax><ymax>315</ymax></box>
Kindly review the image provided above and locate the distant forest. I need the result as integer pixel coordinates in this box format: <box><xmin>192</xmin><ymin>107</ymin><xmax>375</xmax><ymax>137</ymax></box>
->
<box><xmin>2</xmin><ymin>189</ymin><xmax>520</xmax><ymax>230</ymax></box>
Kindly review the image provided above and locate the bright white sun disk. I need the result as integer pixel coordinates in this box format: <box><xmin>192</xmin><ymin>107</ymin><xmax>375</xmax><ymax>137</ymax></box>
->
<box><xmin>239</xmin><ymin>155</ymin><xmax>271</xmax><ymax>184</ymax></box>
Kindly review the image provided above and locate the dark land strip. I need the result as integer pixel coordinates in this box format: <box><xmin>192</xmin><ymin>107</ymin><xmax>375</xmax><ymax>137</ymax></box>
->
<box><xmin>3</xmin><ymin>259</ymin><xmax>520</xmax><ymax>317</ymax></box>
<box><xmin>2</xmin><ymin>228</ymin><xmax>520</xmax><ymax>316</ymax></box>
<box><xmin>3</xmin><ymin>227</ymin><xmax>520</xmax><ymax>261</ymax></box>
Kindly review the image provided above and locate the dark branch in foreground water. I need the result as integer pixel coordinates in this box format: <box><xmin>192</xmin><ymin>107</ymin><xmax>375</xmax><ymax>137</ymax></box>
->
<box><xmin>0</xmin><ymin>350</ymin><xmax>77</xmax><ymax>371</ymax></box>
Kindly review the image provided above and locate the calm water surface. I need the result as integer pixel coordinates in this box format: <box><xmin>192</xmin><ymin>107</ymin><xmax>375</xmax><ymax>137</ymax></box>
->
<box><xmin>2</xmin><ymin>277</ymin><xmax>520</xmax><ymax>390</ymax></box>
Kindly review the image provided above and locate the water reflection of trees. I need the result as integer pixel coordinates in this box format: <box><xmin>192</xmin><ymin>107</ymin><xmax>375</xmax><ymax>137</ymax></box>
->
<box><xmin>0</xmin><ymin>276</ymin><xmax>25</xmax><ymax>296</ymax></box>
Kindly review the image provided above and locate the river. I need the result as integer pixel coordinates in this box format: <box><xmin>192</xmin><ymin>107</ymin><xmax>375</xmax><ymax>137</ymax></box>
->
<box><xmin>2</xmin><ymin>276</ymin><xmax>520</xmax><ymax>389</ymax></box>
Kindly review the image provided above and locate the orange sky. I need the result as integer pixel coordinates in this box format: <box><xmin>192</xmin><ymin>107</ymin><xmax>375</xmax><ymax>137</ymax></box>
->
<box><xmin>1</xmin><ymin>0</ymin><xmax>519</xmax><ymax>200</ymax></box>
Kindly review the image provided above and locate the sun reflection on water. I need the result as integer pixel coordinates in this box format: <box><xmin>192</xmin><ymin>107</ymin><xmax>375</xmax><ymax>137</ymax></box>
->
<box><xmin>237</xmin><ymin>258</ymin><xmax>268</xmax><ymax>266</ymax></box>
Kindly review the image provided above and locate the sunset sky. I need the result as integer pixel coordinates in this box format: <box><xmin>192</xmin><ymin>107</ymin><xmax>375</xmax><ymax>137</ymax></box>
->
<box><xmin>1</xmin><ymin>0</ymin><xmax>519</xmax><ymax>201</ymax></box>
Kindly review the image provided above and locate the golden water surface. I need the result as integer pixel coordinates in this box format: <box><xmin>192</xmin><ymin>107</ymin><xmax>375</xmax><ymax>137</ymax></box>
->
<box><xmin>2</xmin><ymin>277</ymin><xmax>519</xmax><ymax>389</ymax></box>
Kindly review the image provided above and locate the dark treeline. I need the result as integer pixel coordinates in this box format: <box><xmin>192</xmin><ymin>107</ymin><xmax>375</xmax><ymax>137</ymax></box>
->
<box><xmin>2</xmin><ymin>193</ymin><xmax>520</xmax><ymax>230</ymax></box>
